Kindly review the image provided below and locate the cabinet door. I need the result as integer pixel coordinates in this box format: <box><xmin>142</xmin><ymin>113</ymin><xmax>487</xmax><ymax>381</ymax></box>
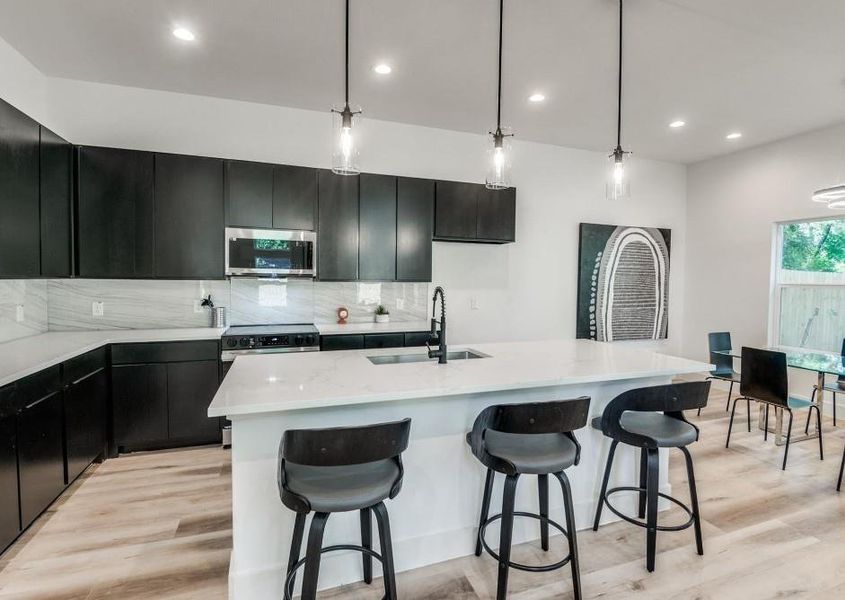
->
<box><xmin>273</xmin><ymin>165</ymin><xmax>318</xmax><ymax>231</ymax></box>
<box><xmin>167</xmin><ymin>360</ymin><xmax>221</xmax><ymax>442</ymax></box>
<box><xmin>434</xmin><ymin>181</ymin><xmax>477</xmax><ymax>240</ymax></box>
<box><xmin>18</xmin><ymin>390</ymin><xmax>65</xmax><ymax>528</ymax></box>
<box><xmin>320</xmin><ymin>335</ymin><xmax>365</xmax><ymax>351</ymax></box>
<box><xmin>225</xmin><ymin>160</ymin><xmax>273</xmax><ymax>228</ymax></box>
<box><xmin>77</xmin><ymin>146</ymin><xmax>155</xmax><ymax>277</ymax></box>
<box><xmin>39</xmin><ymin>126</ymin><xmax>72</xmax><ymax>277</ymax></box>
<box><xmin>112</xmin><ymin>364</ymin><xmax>168</xmax><ymax>450</ymax></box>
<box><xmin>64</xmin><ymin>368</ymin><xmax>108</xmax><ymax>483</ymax></box>
<box><xmin>317</xmin><ymin>170</ymin><xmax>359</xmax><ymax>281</ymax></box>
<box><xmin>404</xmin><ymin>331</ymin><xmax>432</xmax><ymax>347</ymax></box>
<box><xmin>364</xmin><ymin>333</ymin><xmax>404</xmax><ymax>349</ymax></box>
<box><xmin>154</xmin><ymin>154</ymin><xmax>224</xmax><ymax>279</ymax></box>
<box><xmin>397</xmin><ymin>177</ymin><xmax>434</xmax><ymax>281</ymax></box>
<box><xmin>359</xmin><ymin>174</ymin><xmax>397</xmax><ymax>281</ymax></box>
<box><xmin>0</xmin><ymin>410</ymin><xmax>20</xmax><ymax>551</ymax></box>
<box><xmin>0</xmin><ymin>99</ymin><xmax>40</xmax><ymax>277</ymax></box>
<box><xmin>477</xmin><ymin>187</ymin><xmax>516</xmax><ymax>242</ymax></box>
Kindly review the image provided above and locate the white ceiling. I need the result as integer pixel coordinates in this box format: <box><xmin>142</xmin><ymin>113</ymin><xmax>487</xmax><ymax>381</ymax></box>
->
<box><xmin>1</xmin><ymin>0</ymin><xmax>844</xmax><ymax>163</ymax></box>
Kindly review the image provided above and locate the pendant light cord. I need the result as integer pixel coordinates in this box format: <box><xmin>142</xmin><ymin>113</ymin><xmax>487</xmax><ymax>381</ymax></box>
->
<box><xmin>496</xmin><ymin>0</ymin><xmax>504</xmax><ymax>131</ymax></box>
<box><xmin>616</xmin><ymin>0</ymin><xmax>623</xmax><ymax>150</ymax></box>
<box><xmin>345</xmin><ymin>0</ymin><xmax>350</xmax><ymax>106</ymax></box>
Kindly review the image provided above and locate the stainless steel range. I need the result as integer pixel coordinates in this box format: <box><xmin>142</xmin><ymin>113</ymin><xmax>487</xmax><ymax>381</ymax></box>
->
<box><xmin>220</xmin><ymin>324</ymin><xmax>320</xmax><ymax>362</ymax></box>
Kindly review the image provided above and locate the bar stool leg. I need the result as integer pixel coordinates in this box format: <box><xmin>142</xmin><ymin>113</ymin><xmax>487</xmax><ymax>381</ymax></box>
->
<box><xmin>680</xmin><ymin>447</ymin><xmax>703</xmax><ymax>556</ymax></box>
<box><xmin>638</xmin><ymin>447</ymin><xmax>648</xmax><ymax>519</ymax></box>
<box><xmin>475</xmin><ymin>468</ymin><xmax>494</xmax><ymax>556</ymax></box>
<box><xmin>360</xmin><ymin>508</ymin><xmax>372</xmax><ymax>584</ymax></box>
<box><xmin>538</xmin><ymin>474</ymin><xmax>549</xmax><ymax>551</ymax></box>
<box><xmin>285</xmin><ymin>512</ymin><xmax>306</xmax><ymax>597</ymax></box>
<box><xmin>593</xmin><ymin>440</ymin><xmax>618</xmax><ymax>531</ymax></box>
<box><xmin>496</xmin><ymin>474</ymin><xmax>519</xmax><ymax>600</ymax></box>
<box><xmin>556</xmin><ymin>471</ymin><xmax>582</xmax><ymax>600</ymax></box>
<box><xmin>300</xmin><ymin>512</ymin><xmax>329</xmax><ymax>600</ymax></box>
<box><xmin>645</xmin><ymin>448</ymin><xmax>659</xmax><ymax>572</ymax></box>
<box><xmin>372</xmin><ymin>502</ymin><xmax>398</xmax><ymax>600</ymax></box>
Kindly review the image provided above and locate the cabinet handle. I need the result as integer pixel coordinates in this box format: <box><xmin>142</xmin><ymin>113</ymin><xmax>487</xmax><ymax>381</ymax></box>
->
<box><xmin>24</xmin><ymin>391</ymin><xmax>60</xmax><ymax>411</ymax></box>
<box><xmin>71</xmin><ymin>367</ymin><xmax>105</xmax><ymax>386</ymax></box>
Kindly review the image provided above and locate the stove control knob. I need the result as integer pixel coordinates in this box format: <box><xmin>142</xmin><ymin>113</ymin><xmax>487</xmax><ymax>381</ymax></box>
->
<box><xmin>294</xmin><ymin>335</ymin><xmax>304</xmax><ymax>346</ymax></box>
<box><xmin>305</xmin><ymin>335</ymin><xmax>315</xmax><ymax>345</ymax></box>
<box><xmin>225</xmin><ymin>338</ymin><xmax>238</xmax><ymax>348</ymax></box>
<box><xmin>239</xmin><ymin>337</ymin><xmax>250</xmax><ymax>348</ymax></box>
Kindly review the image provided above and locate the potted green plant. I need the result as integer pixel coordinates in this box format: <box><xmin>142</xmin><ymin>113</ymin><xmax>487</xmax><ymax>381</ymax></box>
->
<box><xmin>375</xmin><ymin>304</ymin><xmax>390</xmax><ymax>324</ymax></box>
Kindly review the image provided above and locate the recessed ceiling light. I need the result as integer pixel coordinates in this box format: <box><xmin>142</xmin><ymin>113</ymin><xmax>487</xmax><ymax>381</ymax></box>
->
<box><xmin>373</xmin><ymin>64</ymin><xmax>392</xmax><ymax>75</ymax></box>
<box><xmin>528</xmin><ymin>93</ymin><xmax>546</xmax><ymax>103</ymax></box>
<box><xmin>669</xmin><ymin>120</ymin><xmax>686</xmax><ymax>128</ymax></box>
<box><xmin>726</xmin><ymin>132</ymin><xmax>743</xmax><ymax>140</ymax></box>
<box><xmin>172</xmin><ymin>27</ymin><xmax>196</xmax><ymax>41</ymax></box>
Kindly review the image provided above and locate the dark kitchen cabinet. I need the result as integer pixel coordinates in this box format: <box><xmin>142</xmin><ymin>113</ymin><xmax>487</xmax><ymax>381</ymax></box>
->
<box><xmin>17</xmin><ymin>381</ymin><xmax>65</xmax><ymax>528</ymax></box>
<box><xmin>364</xmin><ymin>333</ymin><xmax>404</xmax><ymax>349</ymax></box>
<box><xmin>404</xmin><ymin>331</ymin><xmax>432</xmax><ymax>347</ymax></box>
<box><xmin>320</xmin><ymin>334</ymin><xmax>365</xmax><ymax>351</ymax></box>
<box><xmin>166</xmin><ymin>360</ymin><xmax>221</xmax><ymax>442</ymax></box>
<box><xmin>64</xmin><ymin>367</ymin><xmax>108</xmax><ymax>483</ymax></box>
<box><xmin>77</xmin><ymin>146</ymin><xmax>155</xmax><ymax>278</ymax></box>
<box><xmin>397</xmin><ymin>177</ymin><xmax>434</xmax><ymax>281</ymax></box>
<box><xmin>112</xmin><ymin>363</ymin><xmax>169</xmax><ymax>451</ymax></box>
<box><xmin>154</xmin><ymin>153</ymin><xmax>224</xmax><ymax>279</ymax></box>
<box><xmin>318</xmin><ymin>170</ymin><xmax>359</xmax><ymax>281</ymax></box>
<box><xmin>0</xmin><ymin>99</ymin><xmax>40</xmax><ymax>277</ymax></box>
<box><xmin>274</xmin><ymin>165</ymin><xmax>318</xmax><ymax>231</ymax></box>
<box><xmin>477</xmin><ymin>187</ymin><xmax>516</xmax><ymax>242</ymax></box>
<box><xmin>0</xmin><ymin>402</ymin><xmax>20</xmax><ymax>552</ymax></box>
<box><xmin>434</xmin><ymin>181</ymin><xmax>477</xmax><ymax>241</ymax></box>
<box><xmin>359</xmin><ymin>174</ymin><xmax>397</xmax><ymax>281</ymax></box>
<box><xmin>225</xmin><ymin>160</ymin><xmax>273</xmax><ymax>228</ymax></box>
<box><xmin>39</xmin><ymin>126</ymin><xmax>73</xmax><ymax>277</ymax></box>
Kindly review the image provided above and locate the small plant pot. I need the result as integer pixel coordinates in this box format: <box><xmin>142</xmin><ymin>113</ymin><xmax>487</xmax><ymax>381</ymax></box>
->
<box><xmin>375</xmin><ymin>314</ymin><xmax>390</xmax><ymax>324</ymax></box>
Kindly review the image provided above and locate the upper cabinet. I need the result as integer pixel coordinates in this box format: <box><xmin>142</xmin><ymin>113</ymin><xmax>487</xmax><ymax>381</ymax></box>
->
<box><xmin>224</xmin><ymin>161</ymin><xmax>317</xmax><ymax>231</ymax></box>
<box><xmin>434</xmin><ymin>180</ymin><xmax>515</xmax><ymax>244</ymax></box>
<box><xmin>39</xmin><ymin>127</ymin><xmax>73</xmax><ymax>277</ymax></box>
<box><xmin>397</xmin><ymin>177</ymin><xmax>434</xmax><ymax>281</ymax></box>
<box><xmin>0</xmin><ymin>99</ymin><xmax>40</xmax><ymax>277</ymax></box>
<box><xmin>359</xmin><ymin>174</ymin><xmax>397</xmax><ymax>281</ymax></box>
<box><xmin>317</xmin><ymin>170</ymin><xmax>359</xmax><ymax>281</ymax></box>
<box><xmin>77</xmin><ymin>146</ymin><xmax>155</xmax><ymax>278</ymax></box>
<box><xmin>154</xmin><ymin>154</ymin><xmax>224</xmax><ymax>279</ymax></box>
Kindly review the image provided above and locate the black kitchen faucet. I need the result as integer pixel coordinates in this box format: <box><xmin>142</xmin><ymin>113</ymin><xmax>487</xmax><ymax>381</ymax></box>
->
<box><xmin>427</xmin><ymin>286</ymin><xmax>447</xmax><ymax>364</ymax></box>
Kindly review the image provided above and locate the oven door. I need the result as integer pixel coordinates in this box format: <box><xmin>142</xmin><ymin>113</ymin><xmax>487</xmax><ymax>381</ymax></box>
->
<box><xmin>225</xmin><ymin>228</ymin><xmax>316</xmax><ymax>277</ymax></box>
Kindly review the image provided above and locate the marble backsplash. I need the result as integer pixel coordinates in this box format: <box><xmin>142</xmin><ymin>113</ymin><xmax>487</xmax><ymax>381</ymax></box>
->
<box><xmin>0</xmin><ymin>280</ymin><xmax>48</xmax><ymax>343</ymax></box>
<box><xmin>45</xmin><ymin>278</ymin><xmax>430</xmax><ymax>330</ymax></box>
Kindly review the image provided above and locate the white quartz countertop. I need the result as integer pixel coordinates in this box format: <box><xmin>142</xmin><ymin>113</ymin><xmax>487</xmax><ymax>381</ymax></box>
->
<box><xmin>315</xmin><ymin>321</ymin><xmax>431</xmax><ymax>335</ymax></box>
<box><xmin>0</xmin><ymin>328</ymin><xmax>225</xmax><ymax>387</ymax></box>
<box><xmin>209</xmin><ymin>339</ymin><xmax>713</xmax><ymax>417</ymax></box>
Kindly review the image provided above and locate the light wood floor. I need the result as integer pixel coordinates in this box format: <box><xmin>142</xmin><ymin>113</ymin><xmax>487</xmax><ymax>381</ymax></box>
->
<box><xmin>2</xmin><ymin>385</ymin><xmax>845</xmax><ymax>599</ymax></box>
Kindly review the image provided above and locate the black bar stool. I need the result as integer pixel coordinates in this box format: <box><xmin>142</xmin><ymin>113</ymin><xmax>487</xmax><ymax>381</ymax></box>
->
<box><xmin>593</xmin><ymin>381</ymin><xmax>709</xmax><ymax>572</ymax></box>
<box><xmin>278</xmin><ymin>418</ymin><xmax>411</xmax><ymax>600</ymax></box>
<box><xmin>467</xmin><ymin>397</ymin><xmax>591</xmax><ymax>600</ymax></box>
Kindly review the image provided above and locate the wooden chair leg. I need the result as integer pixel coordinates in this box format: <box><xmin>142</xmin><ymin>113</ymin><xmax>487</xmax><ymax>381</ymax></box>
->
<box><xmin>681</xmin><ymin>447</ymin><xmax>703</xmax><ymax>556</ymax></box>
<box><xmin>638</xmin><ymin>447</ymin><xmax>648</xmax><ymax>519</ymax></box>
<box><xmin>360</xmin><ymin>508</ymin><xmax>372</xmax><ymax>584</ymax></box>
<box><xmin>496</xmin><ymin>474</ymin><xmax>519</xmax><ymax>600</ymax></box>
<box><xmin>645</xmin><ymin>448</ymin><xmax>660</xmax><ymax>572</ymax></box>
<box><xmin>372</xmin><ymin>502</ymin><xmax>398</xmax><ymax>600</ymax></box>
<box><xmin>475</xmin><ymin>468</ymin><xmax>494</xmax><ymax>556</ymax></box>
<box><xmin>300</xmin><ymin>513</ymin><xmax>329</xmax><ymax>600</ymax></box>
<box><xmin>538</xmin><ymin>474</ymin><xmax>549</xmax><ymax>551</ymax></box>
<box><xmin>593</xmin><ymin>440</ymin><xmax>618</xmax><ymax>530</ymax></box>
<box><xmin>284</xmin><ymin>512</ymin><xmax>307</xmax><ymax>599</ymax></box>
<box><xmin>556</xmin><ymin>471</ymin><xmax>582</xmax><ymax>600</ymax></box>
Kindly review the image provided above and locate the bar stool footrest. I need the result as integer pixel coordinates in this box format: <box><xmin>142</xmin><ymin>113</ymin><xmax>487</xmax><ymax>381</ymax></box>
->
<box><xmin>284</xmin><ymin>544</ymin><xmax>385</xmax><ymax>600</ymax></box>
<box><xmin>603</xmin><ymin>486</ymin><xmax>694</xmax><ymax>532</ymax></box>
<box><xmin>479</xmin><ymin>511</ymin><xmax>572</xmax><ymax>573</ymax></box>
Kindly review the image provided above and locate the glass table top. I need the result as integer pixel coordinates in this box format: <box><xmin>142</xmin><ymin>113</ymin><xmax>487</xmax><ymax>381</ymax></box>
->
<box><xmin>714</xmin><ymin>347</ymin><xmax>845</xmax><ymax>377</ymax></box>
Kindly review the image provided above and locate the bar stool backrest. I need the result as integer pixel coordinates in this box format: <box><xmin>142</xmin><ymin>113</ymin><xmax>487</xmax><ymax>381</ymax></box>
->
<box><xmin>468</xmin><ymin>397</ymin><xmax>591</xmax><ymax>469</ymax></box>
<box><xmin>739</xmin><ymin>347</ymin><xmax>788</xmax><ymax>407</ymax></box>
<box><xmin>597</xmin><ymin>381</ymin><xmax>710</xmax><ymax>448</ymax></box>
<box><xmin>281</xmin><ymin>418</ymin><xmax>411</xmax><ymax>466</ymax></box>
<box><xmin>708</xmin><ymin>331</ymin><xmax>733</xmax><ymax>376</ymax></box>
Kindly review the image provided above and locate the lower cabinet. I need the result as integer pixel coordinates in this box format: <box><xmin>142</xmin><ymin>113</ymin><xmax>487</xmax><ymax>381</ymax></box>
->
<box><xmin>321</xmin><ymin>331</ymin><xmax>431</xmax><ymax>351</ymax></box>
<box><xmin>17</xmin><ymin>388</ymin><xmax>65</xmax><ymax>528</ymax></box>
<box><xmin>167</xmin><ymin>360</ymin><xmax>221</xmax><ymax>441</ymax></box>
<box><xmin>0</xmin><ymin>410</ymin><xmax>20</xmax><ymax>552</ymax></box>
<box><xmin>64</xmin><ymin>367</ymin><xmax>108</xmax><ymax>482</ymax></box>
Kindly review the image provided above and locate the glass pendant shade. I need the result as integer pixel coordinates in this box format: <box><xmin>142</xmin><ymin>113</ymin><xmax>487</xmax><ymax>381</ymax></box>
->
<box><xmin>331</xmin><ymin>104</ymin><xmax>361</xmax><ymax>175</ymax></box>
<box><xmin>606</xmin><ymin>152</ymin><xmax>630</xmax><ymax>201</ymax></box>
<box><xmin>486</xmin><ymin>128</ymin><xmax>512</xmax><ymax>190</ymax></box>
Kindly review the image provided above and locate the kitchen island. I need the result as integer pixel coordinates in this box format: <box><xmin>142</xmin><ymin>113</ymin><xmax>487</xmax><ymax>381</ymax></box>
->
<box><xmin>209</xmin><ymin>339</ymin><xmax>711</xmax><ymax>599</ymax></box>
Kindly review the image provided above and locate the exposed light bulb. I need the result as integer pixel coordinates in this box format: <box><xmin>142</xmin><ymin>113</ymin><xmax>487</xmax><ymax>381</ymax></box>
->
<box><xmin>613</xmin><ymin>160</ymin><xmax>625</xmax><ymax>185</ymax></box>
<box><xmin>340</xmin><ymin>126</ymin><xmax>353</xmax><ymax>160</ymax></box>
<box><xmin>494</xmin><ymin>146</ymin><xmax>505</xmax><ymax>179</ymax></box>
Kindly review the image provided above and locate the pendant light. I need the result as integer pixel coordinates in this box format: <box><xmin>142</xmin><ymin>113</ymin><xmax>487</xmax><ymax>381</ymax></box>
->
<box><xmin>486</xmin><ymin>0</ymin><xmax>513</xmax><ymax>190</ymax></box>
<box><xmin>331</xmin><ymin>0</ymin><xmax>361</xmax><ymax>176</ymax></box>
<box><xmin>607</xmin><ymin>0</ymin><xmax>631</xmax><ymax>201</ymax></box>
<box><xmin>812</xmin><ymin>186</ymin><xmax>845</xmax><ymax>209</ymax></box>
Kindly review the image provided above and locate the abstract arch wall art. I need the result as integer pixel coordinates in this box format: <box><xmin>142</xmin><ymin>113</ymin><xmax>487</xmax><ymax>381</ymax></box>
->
<box><xmin>576</xmin><ymin>223</ymin><xmax>671</xmax><ymax>341</ymax></box>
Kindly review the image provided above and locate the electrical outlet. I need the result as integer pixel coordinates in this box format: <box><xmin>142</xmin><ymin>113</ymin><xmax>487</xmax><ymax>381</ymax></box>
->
<box><xmin>92</xmin><ymin>301</ymin><xmax>105</xmax><ymax>317</ymax></box>
<box><xmin>470</xmin><ymin>298</ymin><xmax>480</xmax><ymax>310</ymax></box>
<box><xmin>193</xmin><ymin>300</ymin><xmax>203</xmax><ymax>314</ymax></box>
<box><xmin>15</xmin><ymin>305</ymin><xmax>24</xmax><ymax>323</ymax></box>
<box><xmin>395</xmin><ymin>298</ymin><xmax>405</xmax><ymax>310</ymax></box>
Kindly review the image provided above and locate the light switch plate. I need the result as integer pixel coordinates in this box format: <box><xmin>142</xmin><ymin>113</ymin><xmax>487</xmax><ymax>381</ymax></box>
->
<box><xmin>15</xmin><ymin>305</ymin><xmax>24</xmax><ymax>322</ymax></box>
<box><xmin>92</xmin><ymin>301</ymin><xmax>105</xmax><ymax>317</ymax></box>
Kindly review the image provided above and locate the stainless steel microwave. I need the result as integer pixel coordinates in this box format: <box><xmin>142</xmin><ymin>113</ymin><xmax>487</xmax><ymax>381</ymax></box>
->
<box><xmin>225</xmin><ymin>228</ymin><xmax>316</xmax><ymax>278</ymax></box>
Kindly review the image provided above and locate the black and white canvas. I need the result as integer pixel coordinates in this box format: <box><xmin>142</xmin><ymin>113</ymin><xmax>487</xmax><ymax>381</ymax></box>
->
<box><xmin>576</xmin><ymin>223</ymin><xmax>671</xmax><ymax>341</ymax></box>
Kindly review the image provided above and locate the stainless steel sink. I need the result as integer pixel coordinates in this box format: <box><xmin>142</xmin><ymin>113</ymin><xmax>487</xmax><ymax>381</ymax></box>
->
<box><xmin>367</xmin><ymin>350</ymin><xmax>488</xmax><ymax>365</ymax></box>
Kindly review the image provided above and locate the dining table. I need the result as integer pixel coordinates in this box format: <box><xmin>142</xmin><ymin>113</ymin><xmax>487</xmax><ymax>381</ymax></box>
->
<box><xmin>714</xmin><ymin>346</ymin><xmax>845</xmax><ymax>446</ymax></box>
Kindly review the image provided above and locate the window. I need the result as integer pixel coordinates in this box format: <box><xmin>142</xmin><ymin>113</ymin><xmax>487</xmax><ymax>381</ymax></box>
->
<box><xmin>772</xmin><ymin>217</ymin><xmax>845</xmax><ymax>353</ymax></box>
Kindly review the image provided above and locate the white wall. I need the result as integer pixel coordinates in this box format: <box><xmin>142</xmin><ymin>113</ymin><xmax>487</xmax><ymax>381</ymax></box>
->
<box><xmin>684</xmin><ymin>122</ymin><xmax>845</xmax><ymax>360</ymax></box>
<box><xmin>45</xmin><ymin>77</ymin><xmax>688</xmax><ymax>350</ymax></box>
